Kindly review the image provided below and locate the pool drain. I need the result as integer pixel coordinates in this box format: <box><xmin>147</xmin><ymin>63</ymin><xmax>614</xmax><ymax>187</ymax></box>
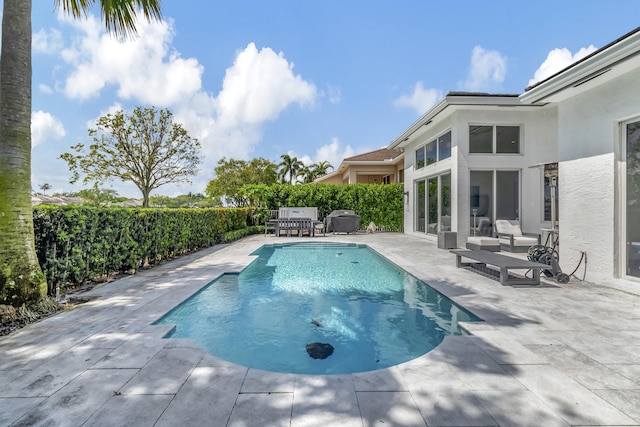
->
<box><xmin>306</xmin><ymin>342</ymin><xmax>334</xmax><ymax>359</ymax></box>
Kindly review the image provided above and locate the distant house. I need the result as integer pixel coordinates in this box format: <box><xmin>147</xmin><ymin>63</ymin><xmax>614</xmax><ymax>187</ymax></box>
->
<box><xmin>313</xmin><ymin>148</ymin><xmax>404</xmax><ymax>185</ymax></box>
<box><xmin>31</xmin><ymin>195</ymin><xmax>84</xmax><ymax>206</ymax></box>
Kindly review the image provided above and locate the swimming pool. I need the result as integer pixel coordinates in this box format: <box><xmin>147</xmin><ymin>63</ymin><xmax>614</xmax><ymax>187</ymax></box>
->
<box><xmin>155</xmin><ymin>242</ymin><xmax>481</xmax><ymax>374</ymax></box>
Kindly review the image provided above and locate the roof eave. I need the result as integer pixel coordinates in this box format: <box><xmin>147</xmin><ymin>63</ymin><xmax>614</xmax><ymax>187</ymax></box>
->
<box><xmin>521</xmin><ymin>27</ymin><xmax>640</xmax><ymax>104</ymax></box>
<box><xmin>388</xmin><ymin>93</ymin><xmax>522</xmax><ymax>150</ymax></box>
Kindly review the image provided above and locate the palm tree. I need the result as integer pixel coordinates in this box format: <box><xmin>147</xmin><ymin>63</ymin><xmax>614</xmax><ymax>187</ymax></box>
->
<box><xmin>0</xmin><ymin>0</ymin><xmax>162</xmax><ymax>306</ymax></box>
<box><xmin>277</xmin><ymin>154</ymin><xmax>303</xmax><ymax>185</ymax></box>
<box><xmin>313</xmin><ymin>160</ymin><xmax>334</xmax><ymax>178</ymax></box>
<box><xmin>297</xmin><ymin>165</ymin><xmax>316</xmax><ymax>184</ymax></box>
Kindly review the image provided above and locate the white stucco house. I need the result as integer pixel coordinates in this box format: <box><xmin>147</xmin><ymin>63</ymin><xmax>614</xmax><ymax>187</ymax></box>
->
<box><xmin>389</xmin><ymin>26</ymin><xmax>640</xmax><ymax>287</ymax></box>
<box><xmin>520</xmin><ymin>26</ymin><xmax>640</xmax><ymax>286</ymax></box>
<box><xmin>388</xmin><ymin>92</ymin><xmax>558</xmax><ymax>246</ymax></box>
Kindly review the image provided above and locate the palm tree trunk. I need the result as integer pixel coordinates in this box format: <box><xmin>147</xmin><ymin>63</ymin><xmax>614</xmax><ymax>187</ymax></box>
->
<box><xmin>0</xmin><ymin>0</ymin><xmax>47</xmax><ymax>305</ymax></box>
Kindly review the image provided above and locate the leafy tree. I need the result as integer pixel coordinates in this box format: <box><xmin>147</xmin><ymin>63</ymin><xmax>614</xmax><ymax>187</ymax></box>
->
<box><xmin>60</xmin><ymin>106</ymin><xmax>200</xmax><ymax>208</ymax></box>
<box><xmin>0</xmin><ymin>0</ymin><xmax>162</xmax><ymax>306</ymax></box>
<box><xmin>150</xmin><ymin>193</ymin><xmax>219</xmax><ymax>208</ymax></box>
<box><xmin>205</xmin><ymin>157</ymin><xmax>277</xmax><ymax>207</ymax></box>
<box><xmin>72</xmin><ymin>185</ymin><xmax>124</xmax><ymax>207</ymax></box>
<box><xmin>277</xmin><ymin>154</ymin><xmax>303</xmax><ymax>184</ymax></box>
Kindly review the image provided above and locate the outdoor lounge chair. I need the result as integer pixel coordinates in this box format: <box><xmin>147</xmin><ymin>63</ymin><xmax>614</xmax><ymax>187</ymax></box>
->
<box><xmin>494</xmin><ymin>219</ymin><xmax>540</xmax><ymax>253</ymax></box>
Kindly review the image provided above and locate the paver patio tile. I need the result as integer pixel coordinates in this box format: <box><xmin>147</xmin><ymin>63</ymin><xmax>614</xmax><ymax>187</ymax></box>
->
<box><xmin>411</xmin><ymin>389</ymin><xmax>497</xmax><ymax>427</ymax></box>
<box><xmin>93</xmin><ymin>333</ymin><xmax>168</xmax><ymax>369</ymax></box>
<box><xmin>228</xmin><ymin>392</ymin><xmax>293</xmax><ymax>427</ymax></box>
<box><xmin>292</xmin><ymin>375</ymin><xmax>362</xmax><ymax>427</ymax></box>
<box><xmin>241</xmin><ymin>368</ymin><xmax>297</xmax><ymax>393</ymax></box>
<box><xmin>357</xmin><ymin>391</ymin><xmax>426</xmax><ymax>426</ymax></box>
<box><xmin>121</xmin><ymin>346</ymin><xmax>203</xmax><ymax>394</ymax></box>
<box><xmin>0</xmin><ymin>347</ymin><xmax>110</xmax><ymax>398</ymax></box>
<box><xmin>502</xmin><ymin>364</ymin><xmax>638</xmax><ymax>425</ymax></box>
<box><xmin>10</xmin><ymin>368</ymin><xmax>138</xmax><ymax>427</ymax></box>
<box><xmin>592</xmin><ymin>389</ymin><xmax>640</xmax><ymax>423</ymax></box>
<box><xmin>353</xmin><ymin>365</ymin><xmax>408</xmax><ymax>391</ymax></box>
<box><xmin>155</xmin><ymin>365</ymin><xmax>247</xmax><ymax>427</ymax></box>
<box><xmin>0</xmin><ymin>398</ymin><xmax>45</xmax><ymax>426</ymax></box>
<box><xmin>476</xmin><ymin>389</ymin><xmax>570</xmax><ymax>427</ymax></box>
<box><xmin>83</xmin><ymin>394</ymin><xmax>173</xmax><ymax>427</ymax></box>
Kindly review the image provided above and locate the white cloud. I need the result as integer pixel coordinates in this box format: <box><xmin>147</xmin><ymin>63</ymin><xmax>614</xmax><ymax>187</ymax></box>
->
<box><xmin>326</xmin><ymin>85</ymin><xmax>342</xmax><ymax>104</ymax></box>
<box><xmin>528</xmin><ymin>45</ymin><xmax>598</xmax><ymax>87</ymax></box>
<box><xmin>394</xmin><ymin>81</ymin><xmax>442</xmax><ymax>115</ymax></box>
<box><xmin>33</xmin><ymin>28</ymin><xmax>63</xmax><ymax>54</ymax></box>
<box><xmin>460</xmin><ymin>46</ymin><xmax>507</xmax><ymax>92</ymax></box>
<box><xmin>31</xmin><ymin>110</ymin><xmax>66</xmax><ymax>147</ymax></box>
<box><xmin>39</xmin><ymin>84</ymin><xmax>54</xmax><ymax>94</ymax></box>
<box><xmin>309</xmin><ymin>137</ymin><xmax>356</xmax><ymax>169</ymax></box>
<box><xmin>60</xmin><ymin>15</ymin><xmax>203</xmax><ymax>105</ymax></box>
<box><xmin>216</xmin><ymin>43</ymin><xmax>316</xmax><ymax>127</ymax></box>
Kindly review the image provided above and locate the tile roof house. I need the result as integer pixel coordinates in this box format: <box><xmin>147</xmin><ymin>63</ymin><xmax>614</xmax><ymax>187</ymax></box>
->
<box><xmin>313</xmin><ymin>148</ymin><xmax>404</xmax><ymax>185</ymax></box>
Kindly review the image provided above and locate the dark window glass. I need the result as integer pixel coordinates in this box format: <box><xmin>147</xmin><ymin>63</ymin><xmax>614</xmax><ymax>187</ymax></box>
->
<box><xmin>438</xmin><ymin>131</ymin><xmax>451</xmax><ymax>160</ymax></box>
<box><xmin>496</xmin><ymin>126</ymin><xmax>520</xmax><ymax>153</ymax></box>
<box><xmin>416</xmin><ymin>146</ymin><xmax>425</xmax><ymax>169</ymax></box>
<box><xmin>416</xmin><ymin>180</ymin><xmax>426</xmax><ymax>232</ymax></box>
<box><xmin>469</xmin><ymin>126</ymin><xmax>492</xmax><ymax>153</ymax></box>
<box><xmin>626</xmin><ymin>120</ymin><xmax>640</xmax><ymax>277</ymax></box>
<box><xmin>426</xmin><ymin>140</ymin><xmax>437</xmax><ymax>165</ymax></box>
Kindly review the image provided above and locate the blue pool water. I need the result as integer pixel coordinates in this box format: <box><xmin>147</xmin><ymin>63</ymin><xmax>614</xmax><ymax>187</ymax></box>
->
<box><xmin>155</xmin><ymin>243</ymin><xmax>481</xmax><ymax>374</ymax></box>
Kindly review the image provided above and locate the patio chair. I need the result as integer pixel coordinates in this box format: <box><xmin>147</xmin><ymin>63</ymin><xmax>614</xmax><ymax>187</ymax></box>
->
<box><xmin>494</xmin><ymin>219</ymin><xmax>540</xmax><ymax>253</ymax></box>
<box><xmin>298</xmin><ymin>218</ymin><xmax>315</xmax><ymax>237</ymax></box>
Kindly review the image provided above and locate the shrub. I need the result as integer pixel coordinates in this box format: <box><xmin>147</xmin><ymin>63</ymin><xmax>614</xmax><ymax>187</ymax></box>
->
<box><xmin>33</xmin><ymin>206</ymin><xmax>251</xmax><ymax>293</ymax></box>
<box><xmin>244</xmin><ymin>183</ymin><xmax>404</xmax><ymax>231</ymax></box>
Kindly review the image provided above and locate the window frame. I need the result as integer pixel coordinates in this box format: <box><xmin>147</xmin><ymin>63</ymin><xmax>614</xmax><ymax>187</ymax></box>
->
<box><xmin>469</xmin><ymin>124</ymin><xmax>522</xmax><ymax>154</ymax></box>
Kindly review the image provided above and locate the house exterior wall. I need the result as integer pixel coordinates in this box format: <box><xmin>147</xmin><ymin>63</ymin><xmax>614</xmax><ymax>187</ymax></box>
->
<box><xmin>402</xmin><ymin>105</ymin><xmax>557</xmax><ymax>246</ymax></box>
<box><xmin>555</xmin><ymin>67</ymin><xmax>640</xmax><ymax>283</ymax></box>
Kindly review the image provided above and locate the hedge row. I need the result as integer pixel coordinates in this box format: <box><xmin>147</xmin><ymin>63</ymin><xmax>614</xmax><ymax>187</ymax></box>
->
<box><xmin>248</xmin><ymin>183</ymin><xmax>404</xmax><ymax>231</ymax></box>
<box><xmin>33</xmin><ymin>206</ymin><xmax>251</xmax><ymax>292</ymax></box>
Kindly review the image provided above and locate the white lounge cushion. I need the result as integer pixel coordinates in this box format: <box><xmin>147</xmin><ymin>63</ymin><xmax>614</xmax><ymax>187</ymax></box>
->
<box><xmin>495</xmin><ymin>220</ymin><xmax>522</xmax><ymax>237</ymax></box>
<box><xmin>499</xmin><ymin>236</ymin><xmax>539</xmax><ymax>247</ymax></box>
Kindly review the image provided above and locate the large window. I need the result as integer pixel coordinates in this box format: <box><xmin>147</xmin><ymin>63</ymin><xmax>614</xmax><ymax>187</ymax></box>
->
<box><xmin>439</xmin><ymin>132</ymin><xmax>452</xmax><ymax>160</ymax></box>
<box><xmin>426</xmin><ymin>140</ymin><xmax>437</xmax><ymax>166</ymax></box>
<box><xmin>469</xmin><ymin>125</ymin><xmax>520</xmax><ymax>154</ymax></box>
<box><xmin>626</xmin><ymin>119</ymin><xmax>640</xmax><ymax>278</ymax></box>
<box><xmin>415</xmin><ymin>172</ymin><xmax>451</xmax><ymax>234</ymax></box>
<box><xmin>416</xmin><ymin>148</ymin><xmax>425</xmax><ymax>169</ymax></box>
<box><xmin>415</xmin><ymin>131</ymin><xmax>452</xmax><ymax>169</ymax></box>
<box><xmin>416</xmin><ymin>181</ymin><xmax>426</xmax><ymax>232</ymax></box>
<box><xmin>470</xmin><ymin>170</ymin><xmax>520</xmax><ymax>236</ymax></box>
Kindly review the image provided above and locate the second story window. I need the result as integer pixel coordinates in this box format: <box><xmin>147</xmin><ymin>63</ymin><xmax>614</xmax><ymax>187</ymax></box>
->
<box><xmin>470</xmin><ymin>125</ymin><xmax>520</xmax><ymax>154</ymax></box>
<box><xmin>415</xmin><ymin>130</ymin><xmax>452</xmax><ymax>169</ymax></box>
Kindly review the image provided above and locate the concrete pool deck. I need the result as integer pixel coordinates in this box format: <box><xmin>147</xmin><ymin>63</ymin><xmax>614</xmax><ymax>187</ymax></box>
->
<box><xmin>1</xmin><ymin>232</ymin><xmax>640</xmax><ymax>426</ymax></box>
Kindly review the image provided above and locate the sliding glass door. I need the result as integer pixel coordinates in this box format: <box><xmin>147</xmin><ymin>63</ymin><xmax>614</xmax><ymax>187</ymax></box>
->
<box><xmin>626</xmin><ymin>119</ymin><xmax>640</xmax><ymax>278</ymax></box>
<box><xmin>469</xmin><ymin>170</ymin><xmax>519</xmax><ymax>236</ymax></box>
<box><xmin>415</xmin><ymin>173</ymin><xmax>451</xmax><ymax>234</ymax></box>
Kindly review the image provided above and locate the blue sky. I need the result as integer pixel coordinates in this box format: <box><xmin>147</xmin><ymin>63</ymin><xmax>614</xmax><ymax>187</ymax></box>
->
<box><xmin>14</xmin><ymin>1</ymin><xmax>640</xmax><ymax>198</ymax></box>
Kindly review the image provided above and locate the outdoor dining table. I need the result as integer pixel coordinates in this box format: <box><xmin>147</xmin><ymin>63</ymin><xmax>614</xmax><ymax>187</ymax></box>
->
<box><xmin>268</xmin><ymin>218</ymin><xmax>324</xmax><ymax>237</ymax></box>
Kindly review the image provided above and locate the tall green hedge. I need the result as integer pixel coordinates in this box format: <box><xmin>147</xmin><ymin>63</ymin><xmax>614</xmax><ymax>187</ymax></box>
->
<box><xmin>248</xmin><ymin>183</ymin><xmax>404</xmax><ymax>231</ymax></box>
<box><xmin>32</xmin><ymin>206</ymin><xmax>250</xmax><ymax>292</ymax></box>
